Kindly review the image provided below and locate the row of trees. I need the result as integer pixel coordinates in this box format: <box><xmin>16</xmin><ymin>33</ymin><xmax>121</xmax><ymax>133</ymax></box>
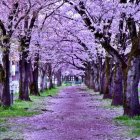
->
<box><xmin>62</xmin><ymin>0</ymin><xmax>140</xmax><ymax>117</ymax></box>
<box><xmin>0</xmin><ymin>0</ymin><xmax>65</xmax><ymax>106</ymax></box>
<box><xmin>0</xmin><ymin>0</ymin><xmax>140</xmax><ymax>117</ymax></box>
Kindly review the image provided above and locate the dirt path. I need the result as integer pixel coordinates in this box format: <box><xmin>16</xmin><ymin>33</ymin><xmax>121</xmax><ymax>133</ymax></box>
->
<box><xmin>12</xmin><ymin>86</ymin><xmax>129</xmax><ymax>140</ymax></box>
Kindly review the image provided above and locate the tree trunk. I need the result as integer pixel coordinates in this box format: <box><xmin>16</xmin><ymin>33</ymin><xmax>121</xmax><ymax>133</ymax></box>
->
<box><xmin>19</xmin><ymin>53</ymin><xmax>30</xmax><ymax>101</ymax></box>
<box><xmin>89</xmin><ymin>69</ymin><xmax>94</xmax><ymax>89</ymax></box>
<box><xmin>111</xmin><ymin>63</ymin><xmax>123</xmax><ymax>106</ymax></box>
<box><xmin>0</xmin><ymin>84</ymin><xmax>3</xmax><ymax>105</ymax></box>
<box><xmin>0</xmin><ymin>64</ymin><xmax>4</xmax><ymax>105</ymax></box>
<box><xmin>103</xmin><ymin>57</ymin><xmax>112</xmax><ymax>99</ymax></box>
<box><xmin>30</xmin><ymin>55</ymin><xmax>40</xmax><ymax>96</ymax></box>
<box><xmin>56</xmin><ymin>69</ymin><xmax>62</xmax><ymax>87</ymax></box>
<box><xmin>85</xmin><ymin>63</ymin><xmax>94</xmax><ymax>89</ymax></box>
<box><xmin>19</xmin><ymin>9</ymin><xmax>39</xmax><ymax>100</ymax></box>
<box><xmin>84</xmin><ymin>71</ymin><xmax>90</xmax><ymax>87</ymax></box>
<box><xmin>85</xmin><ymin>68</ymin><xmax>93</xmax><ymax>89</ymax></box>
<box><xmin>100</xmin><ymin>63</ymin><xmax>105</xmax><ymax>94</ymax></box>
<box><xmin>1</xmin><ymin>51</ymin><xmax>11</xmax><ymax>107</ymax></box>
<box><xmin>30</xmin><ymin>68</ymin><xmax>40</xmax><ymax>96</ymax></box>
<box><xmin>40</xmin><ymin>71</ymin><xmax>47</xmax><ymax>92</ymax></box>
<box><xmin>123</xmin><ymin>56</ymin><xmax>140</xmax><ymax>116</ymax></box>
<box><xmin>49</xmin><ymin>77</ymin><xmax>53</xmax><ymax>89</ymax></box>
<box><xmin>48</xmin><ymin>64</ymin><xmax>54</xmax><ymax>89</ymax></box>
<box><xmin>93</xmin><ymin>66</ymin><xmax>100</xmax><ymax>92</ymax></box>
<box><xmin>0</xmin><ymin>1</ymin><xmax>20</xmax><ymax>106</ymax></box>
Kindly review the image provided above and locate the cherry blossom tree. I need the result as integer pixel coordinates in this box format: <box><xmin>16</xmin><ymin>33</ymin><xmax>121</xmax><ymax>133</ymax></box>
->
<box><xmin>0</xmin><ymin>0</ymin><xmax>32</xmax><ymax>106</ymax></box>
<box><xmin>64</xmin><ymin>0</ymin><xmax>140</xmax><ymax>116</ymax></box>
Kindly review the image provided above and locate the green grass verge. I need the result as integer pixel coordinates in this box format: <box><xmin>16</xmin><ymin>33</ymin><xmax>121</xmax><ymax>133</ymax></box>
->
<box><xmin>0</xmin><ymin>87</ymin><xmax>60</xmax><ymax>118</ymax></box>
<box><xmin>41</xmin><ymin>87</ymin><xmax>60</xmax><ymax>97</ymax></box>
<box><xmin>0</xmin><ymin>87</ymin><xmax>61</xmax><ymax>139</ymax></box>
<box><xmin>115</xmin><ymin>116</ymin><xmax>140</xmax><ymax>137</ymax></box>
<box><xmin>62</xmin><ymin>82</ymin><xmax>73</xmax><ymax>86</ymax></box>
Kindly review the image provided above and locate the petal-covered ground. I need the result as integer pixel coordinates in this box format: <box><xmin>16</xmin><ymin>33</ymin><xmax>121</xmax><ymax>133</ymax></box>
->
<box><xmin>8</xmin><ymin>86</ymin><xmax>131</xmax><ymax>140</ymax></box>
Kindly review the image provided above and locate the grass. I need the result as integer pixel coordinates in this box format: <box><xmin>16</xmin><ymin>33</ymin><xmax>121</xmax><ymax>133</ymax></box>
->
<box><xmin>0</xmin><ymin>87</ymin><xmax>60</xmax><ymax>118</ymax></box>
<box><xmin>0</xmin><ymin>105</ymin><xmax>37</xmax><ymax>117</ymax></box>
<box><xmin>0</xmin><ymin>87</ymin><xmax>61</xmax><ymax>139</ymax></box>
<box><xmin>115</xmin><ymin>115</ymin><xmax>140</xmax><ymax>137</ymax></box>
<box><xmin>84</xmin><ymin>86</ymin><xmax>140</xmax><ymax>137</ymax></box>
<box><xmin>62</xmin><ymin>82</ymin><xmax>73</xmax><ymax>86</ymax></box>
<box><xmin>102</xmin><ymin>99</ymin><xmax>140</xmax><ymax>137</ymax></box>
<box><xmin>41</xmin><ymin>87</ymin><xmax>60</xmax><ymax>97</ymax></box>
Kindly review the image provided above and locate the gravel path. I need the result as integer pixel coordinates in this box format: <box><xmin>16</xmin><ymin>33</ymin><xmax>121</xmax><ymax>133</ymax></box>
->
<box><xmin>13</xmin><ymin>86</ymin><xmax>129</xmax><ymax>140</ymax></box>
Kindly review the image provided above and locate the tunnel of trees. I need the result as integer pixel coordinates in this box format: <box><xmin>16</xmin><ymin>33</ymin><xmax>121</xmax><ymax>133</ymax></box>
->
<box><xmin>0</xmin><ymin>0</ymin><xmax>140</xmax><ymax>118</ymax></box>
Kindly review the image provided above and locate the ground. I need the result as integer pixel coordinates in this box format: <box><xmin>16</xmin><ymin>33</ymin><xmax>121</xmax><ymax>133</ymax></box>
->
<box><xmin>0</xmin><ymin>86</ymin><xmax>134</xmax><ymax>140</ymax></box>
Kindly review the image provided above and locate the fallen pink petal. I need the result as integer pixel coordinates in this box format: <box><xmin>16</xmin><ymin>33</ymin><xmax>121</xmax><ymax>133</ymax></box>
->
<box><xmin>0</xmin><ymin>0</ymin><xmax>140</xmax><ymax>140</ymax></box>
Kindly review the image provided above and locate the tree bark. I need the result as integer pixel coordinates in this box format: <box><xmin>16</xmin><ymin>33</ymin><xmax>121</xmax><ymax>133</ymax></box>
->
<box><xmin>103</xmin><ymin>57</ymin><xmax>112</xmax><ymax>99</ymax></box>
<box><xmin>0</xmin><ymin>2</ymin><xmax>19</xmax><ymax>106</ymax></box>
<box><xmin>111</xmin><ymin>63</ymin><xmax>123</xmax><ymax>106</ymax></box>
<box><xmin>19</xmin><ymin>11</ymin><xmax>39</xmax><ymax>100</ymax></box>
<box><xmin>100</xmin><ymin>63</ymin><xmax>105</xmax><ymax>94</ymax></box>
<box><xmin>89</xmin><ymin>69</ymin><xmax>94</xmax><ymax>89</ymax></box>
<box><xmin>48</xmin><ymin>64</ymin><xmax>54</xmax><ymax>89</ymax></box>
<box><xmin>19</xmin><ymin>36</ymin><xmax>30</xmax><ymax>101</ymax></box>
<box><xmin>56</xmin><ymin>69</ymin><xmax>62</xmax><ymax>87</ymax></box>
<box><xmin>40</xmin><ymin>71</ymin><xmax>47</xmax><ymax>92</ymax></box>
<box><xmin>19</xmin><ymin>54</ymin><xmax>31</xmax><ymax>101</ymax></box>
<box><xmin>49</xmin><ymin>77</ymin><xmax>53</xmax><ymax>89</ymax></box>
<box><xmin>85</xmin><ymin>68</ymin><xmax>93</xmax><ymax>89</ymax></box>
<box><xmin>123</xmin><ymin>56</ymin><xmax>140</xmax><ymax>116</ymax></box>
<box><xmin>123</xmin><ymin>15</ymin><xmax>140</xmax><ymax>116</ymax></box>
<box><xmin>1</xmin><ymin>51</ymin><xmax>11</xmax><ymax>106</ymax></box>
<box><xmin>93</xmin><ymin>64</ymin><xmax>100</xmax><ymax>92</ymax></box>
<box><xmin>30</xmin><ymin>54</ymin><xmax>40</xmax><ymax>96</ymax></box>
